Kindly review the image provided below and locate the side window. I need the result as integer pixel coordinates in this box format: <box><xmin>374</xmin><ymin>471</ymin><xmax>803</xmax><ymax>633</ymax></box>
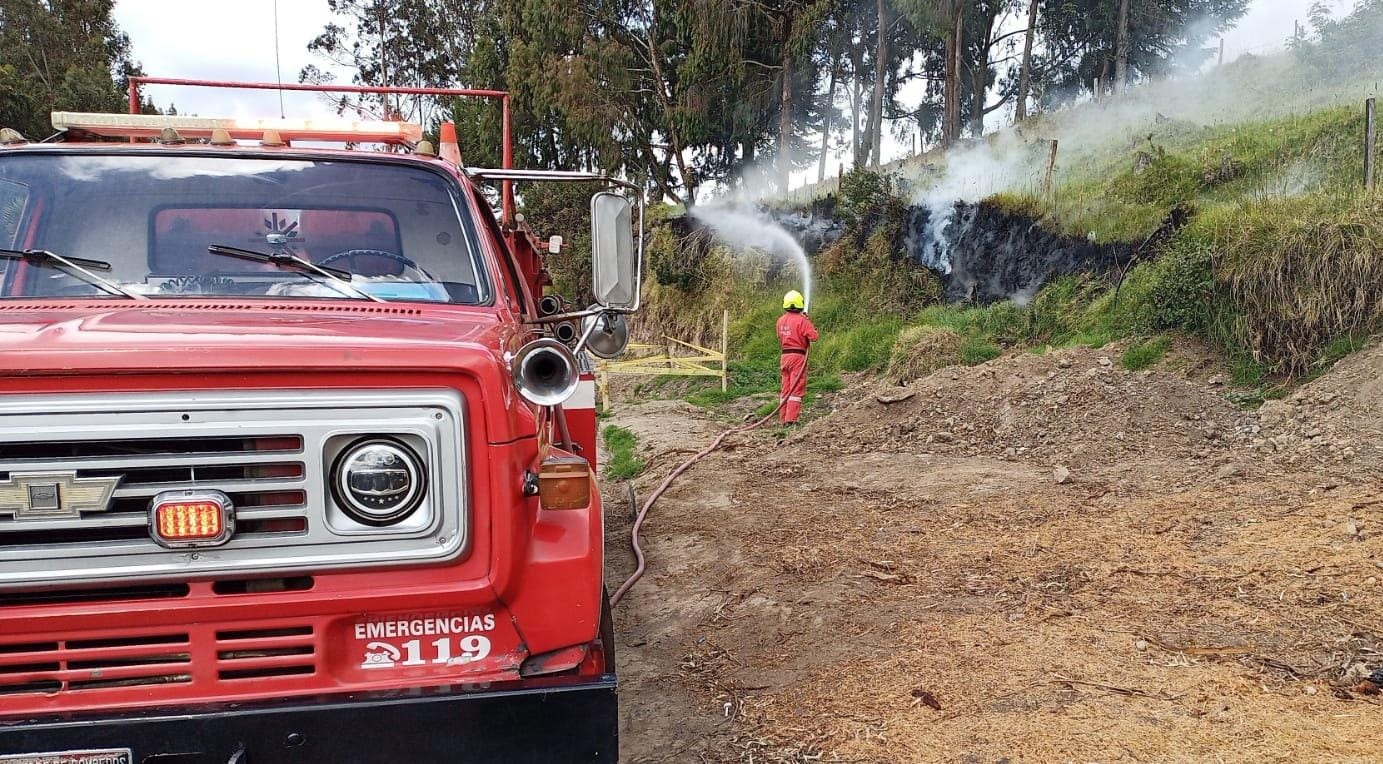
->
<box><xmin>0</xmin><ymin>179</ymin><xmax>31</xmax><ymax>283</ymax></box>
<box><xmin>470</xmin><ymin>189</ymin><xmax>527</xmax><ymax>314</ymax></box>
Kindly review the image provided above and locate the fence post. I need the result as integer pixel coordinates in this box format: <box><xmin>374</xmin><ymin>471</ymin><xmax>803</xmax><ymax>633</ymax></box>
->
<box><xmin>1043</xmin><ymin>139</ymin><xmax>1059</xmax><ymax>200</ymax></box>
<box><xmin>1218</xmin><ymin>38</ymin><xmax>1225</xmax><ymax>66</ymax></box>
<box><xmin>1367</xmin><ymin>97</ymin><xmax>1377</xmax><ymax>191</ymax></box>
<box><xmin>720</xmin><ymin>310</ymin><xmax>729</xmax><ymax>392</ymax></box>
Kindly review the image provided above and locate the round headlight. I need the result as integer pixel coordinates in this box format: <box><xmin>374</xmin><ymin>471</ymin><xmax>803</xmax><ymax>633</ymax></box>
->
<box><xmin>331</xmin><ymin>438</ymin><xmax>426</xmax><ymax>526</ymax></box>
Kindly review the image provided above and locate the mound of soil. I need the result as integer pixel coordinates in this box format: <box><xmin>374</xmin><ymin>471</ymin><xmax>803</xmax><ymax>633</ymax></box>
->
<box><xmin>804</xmin><ymin>344</ymin><xmax>1260</xmax><ymax>487</ymax></box>
<box><xmin>1258</xmin><ymin>340</ymin><xmax>1383</xmax><ymax>470</ymax></box>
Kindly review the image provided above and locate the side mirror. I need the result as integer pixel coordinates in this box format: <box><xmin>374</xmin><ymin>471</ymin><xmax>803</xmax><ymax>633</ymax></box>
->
<box><xmin>581</xmin><ymin>309</ymin><xmax>630</xmax><ymax>359</ymax></box>
<box><xmin>590</xmin><ymin>192</ymin><xmax>638</xmax><ymax>310</ymax></box>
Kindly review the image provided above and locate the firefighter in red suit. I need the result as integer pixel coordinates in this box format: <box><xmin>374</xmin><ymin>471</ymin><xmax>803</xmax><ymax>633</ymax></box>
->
<box><xmin>776</xmin><ymin>290</ymin><xmax>818</xmax><ymax>424</ymax></box>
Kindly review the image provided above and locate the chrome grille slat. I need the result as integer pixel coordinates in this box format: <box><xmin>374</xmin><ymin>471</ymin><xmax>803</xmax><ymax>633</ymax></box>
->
<box><xmin>0</xmin><ymin>506</ymin><xmax>306</xmax><ymax>534</ymax></box>
<box><xmin>216</xmin><ymin>506</ymin><xmax>308</xmax><ymax>520</ymax></box>
<box><xmin>0</xmin><ymin>452</ymin><xmax>303</xmax><ymax>472</ymax></box>
<box><xmin>0</xmin><ymin>513</ymin><xmax>148</xmax><ymax>533</ymax></box>
<box><xmin>0</xmin><ymin>390</ymin><xmax>468</xmax><ymax>588</ymax></box>
<box><xmin>112</xmin><ymin>478</ymin><xmax>306</xmax><ymax>498</ymax></box>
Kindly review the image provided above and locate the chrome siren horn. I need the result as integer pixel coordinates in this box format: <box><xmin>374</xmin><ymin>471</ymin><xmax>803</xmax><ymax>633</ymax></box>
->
<box><xmin>511</xmin><ymin>338</ymin><xmax>580</xmax><ymax>406</ymax></box>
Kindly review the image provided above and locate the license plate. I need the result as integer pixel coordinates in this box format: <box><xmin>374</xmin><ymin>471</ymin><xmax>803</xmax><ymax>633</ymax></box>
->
<box><xmin>0</xmin><ymin>751</ymin><xmax>132</xmax><ymax>764</ymax></box>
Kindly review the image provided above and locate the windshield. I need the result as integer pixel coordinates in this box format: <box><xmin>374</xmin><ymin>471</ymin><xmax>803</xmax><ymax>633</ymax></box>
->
<box><xmin>0</xmin><ymin>152</ymin><xmax>490</xmax><ymax>304</ymax></box>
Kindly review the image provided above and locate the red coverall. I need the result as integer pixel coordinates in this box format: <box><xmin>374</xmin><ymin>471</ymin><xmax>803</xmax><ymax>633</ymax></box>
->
<box><xmin>776</xmin><ymin>310</ymin><xmax>819</xmax><ymax>423</ymax></box>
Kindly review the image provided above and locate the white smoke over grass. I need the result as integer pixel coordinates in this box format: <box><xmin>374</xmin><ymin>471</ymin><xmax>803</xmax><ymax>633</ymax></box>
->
<box><xmin>689</xmin><ymin>205</ymin><xmax>814</xmax><ymax>311</ymax></box>
<box><xmin>704</xmin><ymin>145</ymin><xmax>843</xmax><ymax>206</ymax></box>
<box><xmin>907</xmin><ymin>133</ymin><xmax>1037</xmax><ymax>274</ymax></box>
<box><xmin>912</xmin><ymin>16</ymin><xmax>1377</xmax><ymax>208</ymax></box>
<box><xmin>893</xmin><ymin>2</ymin><xmax>1382</xmax><ymax>299</ymax></box>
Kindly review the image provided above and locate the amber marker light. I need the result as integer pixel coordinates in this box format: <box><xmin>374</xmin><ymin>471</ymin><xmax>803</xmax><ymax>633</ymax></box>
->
<box><xmin>538</xmin><ymin>456</ymin><xmax>592</xmax><ymax>511</ymax></box>
<box><xmin>149</xmin><ymin>490</ymin><xmax>234</xmax><ymax>548</ymax></box>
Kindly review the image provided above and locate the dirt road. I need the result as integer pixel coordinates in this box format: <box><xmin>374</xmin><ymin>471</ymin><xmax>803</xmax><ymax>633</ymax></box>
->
<box><xmin>604</xmin><ymin>342</ymin><xmax>1383</xmax><ymax>763</ymax></box>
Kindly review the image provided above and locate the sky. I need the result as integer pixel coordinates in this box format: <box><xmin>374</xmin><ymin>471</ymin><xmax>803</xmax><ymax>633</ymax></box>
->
<box><xmin>1223</xmin><ymin>0</ymin><xmax>1346</xmax><ymax>59</ymax></box>
<box><xmin>114</xmin><ymin>0</ymin><xmax>348</xmax><ymax>121</ymax></box>
<box><xmin>113</xmin><ymin>0</ymin><xmax>1340</xmax><ymax>180</ymax></box>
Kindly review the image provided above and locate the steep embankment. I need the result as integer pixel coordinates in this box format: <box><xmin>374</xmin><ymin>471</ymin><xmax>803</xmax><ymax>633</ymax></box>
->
<box><xmin>769</xmin><ymin>198</ymin><xmax>1142</xmax><ymax>304</ymax></box>
<box><xmin>684</xmin><ymin>99</ymin><xmax>1381</xmax><ymax>392</ymax></box>
<box><xmin>639</xmin><ymin>8</ymin><xmax>1383</xmax><ymax>392</ymax></box>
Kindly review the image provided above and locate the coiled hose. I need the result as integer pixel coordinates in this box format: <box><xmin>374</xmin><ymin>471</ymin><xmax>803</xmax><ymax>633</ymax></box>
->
<box><xmin>609</xmin><ymin>356</ymin><xmax>807</xmax><ymax>608</ymax></box>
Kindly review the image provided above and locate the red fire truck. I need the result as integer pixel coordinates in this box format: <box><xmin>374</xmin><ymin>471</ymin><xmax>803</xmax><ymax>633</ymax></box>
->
<box><xmin>0</xmin><ymin>79</ymin><xmax>637</xmax><ymax>762</ymax></box>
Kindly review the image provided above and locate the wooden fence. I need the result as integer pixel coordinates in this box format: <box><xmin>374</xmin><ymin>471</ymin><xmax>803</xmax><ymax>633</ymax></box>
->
<box><xmin>596</xmin><ymin>311</ymin><xmax>729</xmax><ymax>410</ymax></box>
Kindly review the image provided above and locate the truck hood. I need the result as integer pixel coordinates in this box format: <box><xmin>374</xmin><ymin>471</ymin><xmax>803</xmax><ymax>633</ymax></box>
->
<box><xmin>0</xmin><ymin>300</ymin><xmax>515</xmax><ymax>375</ymax></box>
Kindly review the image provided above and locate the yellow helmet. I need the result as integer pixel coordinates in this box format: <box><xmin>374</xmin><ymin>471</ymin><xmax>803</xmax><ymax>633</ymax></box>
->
<box><xmin>783</xmin><ymin>290</ymin><xmax>805</xmax><ymax>310</ymax></box>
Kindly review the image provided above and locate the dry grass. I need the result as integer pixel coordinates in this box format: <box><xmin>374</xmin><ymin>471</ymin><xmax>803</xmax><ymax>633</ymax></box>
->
<box><xmin>885</xmin><ymin>326</ymin><xmax>965</xmax><ymax>385</ymax></box>
<box><xmin>666</xmin><ymin>441</ymin><xmax>1383</xmax><ymax>762</ymax></box>
<box><xmin>1206</xmin><ymin>194</ymin><xmax>1383</xmax><ymax>375</ymax></box>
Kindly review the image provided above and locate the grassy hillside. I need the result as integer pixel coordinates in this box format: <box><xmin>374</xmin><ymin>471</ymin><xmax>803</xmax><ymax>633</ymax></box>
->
<box><xmin>990</xmin><ymin>103</ymin><xmax>1382</xmax><ymax>381</ymax></box>
<box><xmin>629</xmin><ymin>10</ymin><xmax>1383</xmax><ymax>417</ymax></box>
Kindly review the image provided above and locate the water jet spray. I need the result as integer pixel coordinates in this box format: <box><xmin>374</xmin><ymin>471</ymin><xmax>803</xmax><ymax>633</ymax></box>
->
<box><xmin>690</xmin><ymin>205</ymin><xmax>814</xmax><ymax>311</ymax></box>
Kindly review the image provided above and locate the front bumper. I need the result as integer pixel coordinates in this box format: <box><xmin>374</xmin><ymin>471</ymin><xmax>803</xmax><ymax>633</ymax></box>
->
<box><xmin>0</xmin><ymin>676</ymin><xmax>617</xmax><ymax>763</ymax></box>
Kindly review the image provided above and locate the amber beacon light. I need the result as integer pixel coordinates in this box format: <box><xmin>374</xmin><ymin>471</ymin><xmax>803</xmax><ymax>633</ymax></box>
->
<box><xmin>149</xmin><ymin>490</ymin><xmax>235</xmax><ymax>548</ymax></box>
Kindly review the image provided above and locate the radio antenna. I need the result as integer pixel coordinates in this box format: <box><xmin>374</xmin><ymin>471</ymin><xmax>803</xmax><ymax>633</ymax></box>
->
<box><xmin>273</xmin><ymin>0</ymin><xmax>286</xmax><ymax>118</ymax></box>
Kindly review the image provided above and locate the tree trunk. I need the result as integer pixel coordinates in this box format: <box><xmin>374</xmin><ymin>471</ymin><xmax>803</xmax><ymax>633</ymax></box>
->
<box><xmin>778</xmin><ymin>16</ymin><xmax>794</xmax><ymax>193</ymax></box>
<box><xmin>1115</xmin><ymin>0</ymin><xmax>1130</xmax><ymax>93</ymax></box>
<box><xmin>970</xmin><ymin>7</ymin><xmax>1001</xmax><ymax>138</ymax></box>
<box><xmin>1015</xmin><ymin>0</ymin><xmax>1039</xmax><ymax>121</ymax></box>
<box><xmin>639</xmin><ymin>143</ymin><xmax>685</xmax><ymax>207</ymax></box>
<box><xmin>971</xmin><ymin>64</ymin><xmax>986</xmax><ymax>138</ymax></box>
<box><xmin>942</xmin><ymin>3</ymin><xmax>963</xmax><ymax>147</ymax></box>
<box><xmin>942</xmin><ymin>21</ymin><xmax>955</xmax><ymax>145</ymax></box>
<box><xmin>644</xmin><ymin>26</ymin><xmax>697</xmax><ymax>202</ymax></box>
<box><xmin>952</xmin><ymin>6</ymin><xmax>964</xmax><ymax>138</ymax></box>
<box><xmin>868</xmin><ymin>0</ymin><xmax>888</xmax><ymax>167</ymax></box>
<box><xmin>818</xmin><ymin>39</ymin><xmax>842</xmax><ymax>182</ymax></box>
<box><xmin>850</xmin><ymin>37</ymin><xmax>864</xmax><ymax>167</ymax></box>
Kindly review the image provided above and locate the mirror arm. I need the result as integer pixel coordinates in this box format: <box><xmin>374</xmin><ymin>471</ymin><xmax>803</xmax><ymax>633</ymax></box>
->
<box><xmin>571</xmin><ymin>310</ymin><xmax>608</xmax><ymax>355</ymax></box>
<box><xmin>526</xmin><ymin>306</ymin><xmax>605</xmax><ymax>325</ymax></box>
<box><xmin>629</xmin><ymin>191</ymin><xmax>644</xmax><ymax>312</ymax></box>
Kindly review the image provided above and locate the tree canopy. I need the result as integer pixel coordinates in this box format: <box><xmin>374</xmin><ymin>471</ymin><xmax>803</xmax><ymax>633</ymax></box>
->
<box><xmin>2</xmin><ymin>0</ymin><xmax>1252</xmax><ymax>201</ymax></box>
<box><xmin>0</xmin><ymin>0</ymin><xmax>147</xmax><ymax>139</ymax></box>
<box><xmin>296</xmin><ymin>0</ymin><xmax>1236</xmax><ymax>203</ymax></box>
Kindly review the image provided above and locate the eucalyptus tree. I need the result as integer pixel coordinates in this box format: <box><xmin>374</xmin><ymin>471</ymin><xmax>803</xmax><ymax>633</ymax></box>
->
<box><xmin>896</xmin><ymin>0</ymin><xmax>964</xmax><ymax>146</ymax></box>
<box><xmin>1036</xmin><ymin>0</ymin><xmax>1249</xmax><ymax>102</ymax></box>
<box><xmin>0</xmin><ymin>0</ymin><xmax>147</xmax><ymax>138</ymax></box>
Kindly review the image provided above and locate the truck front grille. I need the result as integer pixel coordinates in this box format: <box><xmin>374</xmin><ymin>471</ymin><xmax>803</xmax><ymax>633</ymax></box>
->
<box><xmin>0</xmin><ymin>623</ymin><xmax>320</xmax><ymax>698</ymax></box>
<box><xmin>0</xmin><ymin>632</ymin><xmax>192</xmax><ymax>696</ymax></box>
<box><xmin>0</xmin><ymin>434</ymin><xmax>307</xmax><ymax>548</ymax></box>
<box><xmin>0</xmin><ymin>390</ymin><xmax>468</xmax><ymax>589</ymax></box>
<box><xmin>216</xmin><ymin>625</ymin><xmax>316</xmax><ymax>680</ymax></box>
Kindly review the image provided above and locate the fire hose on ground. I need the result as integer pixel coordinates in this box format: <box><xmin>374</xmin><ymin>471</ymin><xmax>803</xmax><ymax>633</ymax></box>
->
<box><xmin>608</xmin><ymin>355</ymin><xmax>808</xmax><ymax>608</ymax></box>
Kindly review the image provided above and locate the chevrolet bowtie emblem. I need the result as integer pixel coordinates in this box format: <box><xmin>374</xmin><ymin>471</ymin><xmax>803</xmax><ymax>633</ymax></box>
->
<box><xmin>0</xmin><ymin>472</ymin><xmax>122</xmax><ymax>521</ymax></box>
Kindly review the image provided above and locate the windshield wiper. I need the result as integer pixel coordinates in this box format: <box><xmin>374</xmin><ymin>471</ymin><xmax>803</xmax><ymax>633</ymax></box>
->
<box><xmin>206</xmin><ymin>244</ymin><xmax>383</xmax><ymax>302</ymax></box>
<box><xmin>0</xmin><ymin>248</ymin><xmax>145</xmax><ymax>300</ymax></box>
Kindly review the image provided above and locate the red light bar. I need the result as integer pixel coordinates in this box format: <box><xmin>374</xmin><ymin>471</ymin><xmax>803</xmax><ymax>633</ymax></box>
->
<box><xmin>52</xmin><ymin>112</ymin><xmax>424</xmax><ymax>145</ymax></box>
